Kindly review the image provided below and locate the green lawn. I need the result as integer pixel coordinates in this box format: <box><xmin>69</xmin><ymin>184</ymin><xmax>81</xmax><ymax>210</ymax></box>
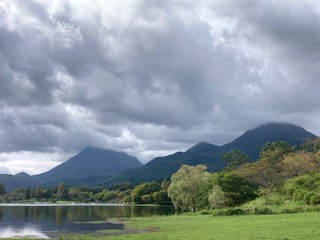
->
<box><xmin>54</xmin><ymin>212</ymin><xmax>320</xmax><ymax>240</ymax></box>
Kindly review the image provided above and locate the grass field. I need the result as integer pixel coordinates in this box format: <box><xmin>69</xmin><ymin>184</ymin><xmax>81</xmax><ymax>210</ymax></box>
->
<box><xmin>50</xmin><ymin>212</ymin><xmax>320</xmax><ymax>240</ymax></box>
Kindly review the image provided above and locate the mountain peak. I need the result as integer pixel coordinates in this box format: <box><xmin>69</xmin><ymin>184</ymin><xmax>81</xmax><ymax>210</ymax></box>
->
<box><xmin>223</xmin><ymin>122</ymin><xmax>317</xmax><ymax>161</ymax></box>
<box><xmin>245</xmin><ymin>122</ymin><xmax>317</xmax><ymax>142</ymax></box>
<box><xmin>33</xmin><ymin>147</ymin><xmax>142</xmax><ymax>186</ymax></box>
<box><xmin>15</xmin><ymin>172</ymin><xmax>31</xmax><ymax>178</ymax></box>
<box><xmin>186</xmin><ymin>142</ymin><xmax>219</xmax><ymax>154</ymax></box>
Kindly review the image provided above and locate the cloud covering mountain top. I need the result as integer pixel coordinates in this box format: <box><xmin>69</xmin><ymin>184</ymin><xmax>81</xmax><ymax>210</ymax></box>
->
<box><xmin>0</xmin><ymin>0</ymin><xmax>319</xmax><ymax>174</ymax></box>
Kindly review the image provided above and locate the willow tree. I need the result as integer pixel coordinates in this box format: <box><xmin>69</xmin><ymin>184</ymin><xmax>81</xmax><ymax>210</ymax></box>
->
<box><xmin>168</xmin><ymin>164</ymin><xmax>211</xmax><ymax>212</ymax></box>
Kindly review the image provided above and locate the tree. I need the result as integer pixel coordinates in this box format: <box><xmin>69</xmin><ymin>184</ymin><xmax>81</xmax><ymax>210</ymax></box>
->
<box><xmin>167</xmin><ymin>164</ymin><xmax>211</xmax><ymax>212</ymax></box>
<box><xmin>0</xmin><ymin>183</ymin><xmax>5</xmax><ymax>195</ymax></box>
<box><xmin>239</xmin><ymin>142</ymin><xmax>292</xmax><ymax>202</ymax></box>
<box><xmin>160</xmin><ymin>180</ymin><xmax>169</xmax><ymax>191</ymax></box>
<box><xmin>282</xmin><ymin>151</ymin><xmax>320</xmax><ymax>178</ymax></box>
<box><xmin>131</xmin><ymin>182</ymin><xmax>160</xmax><ymax>204</ymax></box>
<box><xmin>222</xmin><ymin>149</ymin><xmax>249</xmax><ymax>170</ymax></box>
<box><xmin>25</xmin><ymin>188</ymin><xmax>31</xmax><ymax>200</ymax></box>
<box><xmin>216</xmin><ymin>171</ymin><xmax>257</xmax><ymax>206</ymax></box>
<box><xmin>152</xmin><ymin>190</ymin><xmax>171</xmax><ymax>205</ymax></box>
<box><xmin>34</xmin><ymin>185</ymin><xmax>43</xmax><ymax>200</ymax></box>
<box><xmin>208</xmin><ymin>185</ymin><xmax>227</xmax><ymax>209</ymax></box>
<box><xmin>57</xmin><ymin>182</ymin><xmax>69</xmax><ymax>200</ymax></box>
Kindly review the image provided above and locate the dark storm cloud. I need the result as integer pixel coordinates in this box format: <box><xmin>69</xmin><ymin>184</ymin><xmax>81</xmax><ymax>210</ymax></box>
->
<box><xmin>0</xmin><ymin>0</ymin><xmax>320</xmax><ymax>174</ymax></box>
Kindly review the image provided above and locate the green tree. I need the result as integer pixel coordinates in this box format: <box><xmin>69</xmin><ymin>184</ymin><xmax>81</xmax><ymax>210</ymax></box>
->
<box><xmin>152</xmin><ymin>190</ymin><xmax>171</xmax><ymax>205</ymax></box>
<box><xmin>131</xmin><ymin>182</ymin><xmax>161</xmax><ymax>204</ymax></box>
<box><xmin>103</xmin><ymin>190</ymin><xmax>120</xmax><ymax>202</ymax></box>
<box><xmin>34</xmin><ymin>185</ymin><xmax>43</xmax><ymax>200</ymax></box>
<box><xmin>0</xmin><ymin>183</ymin><xmax>5</xmax><ymax>195</ymax></box>
<box><xmin>217</xmin><ymin>171</ymin><xmax>257</xmax><ymax>206</ymax></box>
<box><xmin>25</xmin><ymin>188</ymin><xmax>31</xmax><ymax>200</ymax></box>
<box><xmin>208</xmin><ymin>185</ymin><xmax>227</xmax><ymax>209</ymax></box>
<box><xmin>43</xmin><ymin>189</ymin><xmax>53</xmax><ymax>199</ymax></box>
<box><xmin>222</xmin><ymin>149</ymin><xmax>249</xmax><ymax>170</ymax></box>
<box><xmin>160</xmin><ymin>180</ymin><xmax>169</xmax><ymax>191</ymax></box>
<box><xmin>57</xmin><ymin>182</ymin><xmax>69</xmax><ymax>200</ymax></box>
<box><xmin>168</xmin><ymin>164</ymin><xmax>211</xmax><ymax>212</ymax></box>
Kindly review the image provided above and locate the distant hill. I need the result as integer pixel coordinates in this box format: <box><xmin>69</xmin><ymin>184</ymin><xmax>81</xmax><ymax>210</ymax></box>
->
<box><xmin>32</xmin><ymin>147</ymin><xmax>142</xmax><ymax>186</ymax></box>
<box><xmin>0</xmin><ymin>173</ymin><xmax>37</xmax><ymax>192</ymax></box>
<box><xmin>100</xmin><ymin>123</ymin><xmax>317</xmax><ymax>185</ymax></box>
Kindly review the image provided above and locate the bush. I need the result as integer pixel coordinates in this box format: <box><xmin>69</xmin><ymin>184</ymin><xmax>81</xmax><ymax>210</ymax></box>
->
<box><xmin>292</xmin><ymin>189</ymin><xmax>305</xmax><ymax>201</ymax></box>
<box><xmin>198</xmin><ymin>209</ymin><xmax>211</xmax><ymax>215</ymax></box>
<box><xmin>304</xmin><ymin>193</ymin><xmax>320</xmax><ymax>205</ymax></box>
<box><xmin>280</xmin><ymin>207</ymin><xmax>302</xmax><ymax>214</ymax></box>
<box><xmin>254</xmin><ymin>207</ymin><xmax>273</xmax><ymax>215</ymax></box>
<box><xmin>212</xmin><ymin>208</ymin><xmax>245</xmax><ymax>216</ymax></box>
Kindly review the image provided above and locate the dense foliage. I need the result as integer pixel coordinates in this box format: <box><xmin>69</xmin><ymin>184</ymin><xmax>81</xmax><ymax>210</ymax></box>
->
<box><xmin>167</xmin><ymin>139</ymin><xmax>320</xmax><ymax>212</ymax></box>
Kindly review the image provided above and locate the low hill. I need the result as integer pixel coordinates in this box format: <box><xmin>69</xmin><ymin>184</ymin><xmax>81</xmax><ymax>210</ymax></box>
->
<box><xmin>0</xmin><ymin>173</ymin><xmax>37</xmax><ymax>192</ymax></box>
<box><xmin>32</xmin><ymin>147</ymin><xmax>142</xmax><ymax>186</ymax></box>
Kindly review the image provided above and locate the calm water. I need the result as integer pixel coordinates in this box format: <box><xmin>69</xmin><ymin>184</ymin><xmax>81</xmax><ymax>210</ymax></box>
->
<box><xmin>0</xmin><ymin>203</ymin><xmax>174</xmax><ymax>238</ymax></box>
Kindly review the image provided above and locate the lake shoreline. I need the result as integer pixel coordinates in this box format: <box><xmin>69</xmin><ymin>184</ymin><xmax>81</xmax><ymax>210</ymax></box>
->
<box><xmin>0</xmin><ymin>203</ymin><xmax>174</xmax><ymax>239</ymax></box>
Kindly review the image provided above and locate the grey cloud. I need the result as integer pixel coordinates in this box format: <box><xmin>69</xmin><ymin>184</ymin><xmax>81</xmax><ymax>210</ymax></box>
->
<box><xmin>0</xmin><ymin>0</ymin><xmax>319</xmax><ymax>170</ymax></box>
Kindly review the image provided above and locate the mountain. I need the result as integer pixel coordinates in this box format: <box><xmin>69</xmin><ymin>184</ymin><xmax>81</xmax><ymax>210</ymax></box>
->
<box><xmin>100</xmin><ymin>123</ymin><xmax>317</xmax><ymax>185</ymax></box>
<box><xmin>0</xmin><ymin>173</ymin><xmax>37</xmax><ymax>192</ymax></box>
<box><xmin>218</xmin><ymin>122</ymin><xmax>317</xmax><ymax>160</ymax></box>
<box><xmin>15</xmin><ymin>172</ymin><xmax>32</xmax><ymax>179</ymax></box>
<box><xmin>32</xmin><ymin>147</ymin><xmax>142</xmax><ymax>186</ymax></box>
<box><xmin>186</xmin><ymin>142</ymin><xmax>219</xmax><ymax>154</ymax></box>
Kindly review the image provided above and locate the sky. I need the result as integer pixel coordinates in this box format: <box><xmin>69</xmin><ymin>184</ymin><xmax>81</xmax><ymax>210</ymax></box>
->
<box><xmin>1</xmin><ymin>0</ymin><xmax>320</xmax><ymax>175</ymax></box>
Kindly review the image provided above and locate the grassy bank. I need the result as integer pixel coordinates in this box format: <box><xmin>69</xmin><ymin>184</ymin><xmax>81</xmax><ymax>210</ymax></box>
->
<box><xmin>53</xmin><ymin>211</ymin><xmax>320</xmax><ymax>240</ymax></box>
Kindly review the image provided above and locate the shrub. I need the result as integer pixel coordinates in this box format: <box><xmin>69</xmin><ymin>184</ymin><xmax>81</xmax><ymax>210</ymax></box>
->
<box><xmin>254</xmin><ymin>207</ymin><xmax>273</xmax><ymax>215</ymax></box>
<box><xmin>280</xmin><ymin>207</ymin><xmax>302</xmax><ymax>214</ymax></box>
<box><xmin>292</xmin><ymin>189</ymin><xmax>305</xmax><ymax>201</ymax></box>
<box><xmin>198</xmin><ymin>209</ymin><xmax>211</xmax><ymax>215</ymax></box>
<box><xmin>212</xmin><ymin>208</ymin><xmax>245</xmax><ymax>216</ymax></box>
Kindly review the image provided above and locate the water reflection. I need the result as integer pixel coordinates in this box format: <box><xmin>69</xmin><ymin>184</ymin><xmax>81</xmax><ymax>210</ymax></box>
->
<box><xmin>1</xmin><ymin>226</ymin><xmax>50</xmax><ymax>239</ymax></box>
<box><xmin>0</xmin><ymin>204</ymin><xmax>174</xmax><ymax>238</ymax></box>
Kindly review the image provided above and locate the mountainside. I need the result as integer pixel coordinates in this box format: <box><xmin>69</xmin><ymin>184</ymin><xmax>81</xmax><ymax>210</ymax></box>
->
<box><xmin>0</xmin><ymin>173</ymin><xmax>37</xmax><ymax>192</ymax></box>
<box><xmin>220</xmin><ymin>122</ymin><xmax>317</xmax><ymax>160</ymax></box>
<box><xmin>32</xmin><ymin>147</ymin><xmax>142</xmax><ymax>186</ymax></box>
<box><xmin>101</xmin><ymin>123</ymin><xmax>317</xmax><ymax>185</ymax></box>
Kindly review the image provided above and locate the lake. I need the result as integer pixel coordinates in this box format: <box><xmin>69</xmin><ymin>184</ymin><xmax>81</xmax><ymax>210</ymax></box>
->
<box><xmin>0</xmin><ymin>203</ymin><xmax>174</xmax><ymax>238</ymax></box>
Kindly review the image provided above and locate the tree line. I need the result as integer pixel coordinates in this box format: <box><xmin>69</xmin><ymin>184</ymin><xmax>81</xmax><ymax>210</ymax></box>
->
<box><xmin>0</xmin><ymin>179</ymin><xmax>171</xmax><ymax>205</ymax></box>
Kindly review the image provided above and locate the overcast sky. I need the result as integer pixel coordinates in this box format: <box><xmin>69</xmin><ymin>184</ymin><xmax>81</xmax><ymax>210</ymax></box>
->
<box><xmin>1</xmin><ymin>0</ymin><xmax>320</xmax><ymax>175</ymax></box>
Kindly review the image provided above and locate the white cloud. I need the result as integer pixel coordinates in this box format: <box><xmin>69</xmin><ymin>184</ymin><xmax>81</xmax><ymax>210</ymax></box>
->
<box><xmin>0</xmin><ymin>151</ymin><xmax>70</xmax><ymax>175</ymax></box>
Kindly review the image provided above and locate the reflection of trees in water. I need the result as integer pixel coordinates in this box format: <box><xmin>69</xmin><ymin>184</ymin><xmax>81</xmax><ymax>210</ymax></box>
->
<box><xmin>0</xmin><ymin>205</ymin><xmax>173</xmax><ymax>225</ymax></box>
<box><xmin>24</xmin><ymin>206</ymin><xmax>29</xmax><ymax>221</ymax></box>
